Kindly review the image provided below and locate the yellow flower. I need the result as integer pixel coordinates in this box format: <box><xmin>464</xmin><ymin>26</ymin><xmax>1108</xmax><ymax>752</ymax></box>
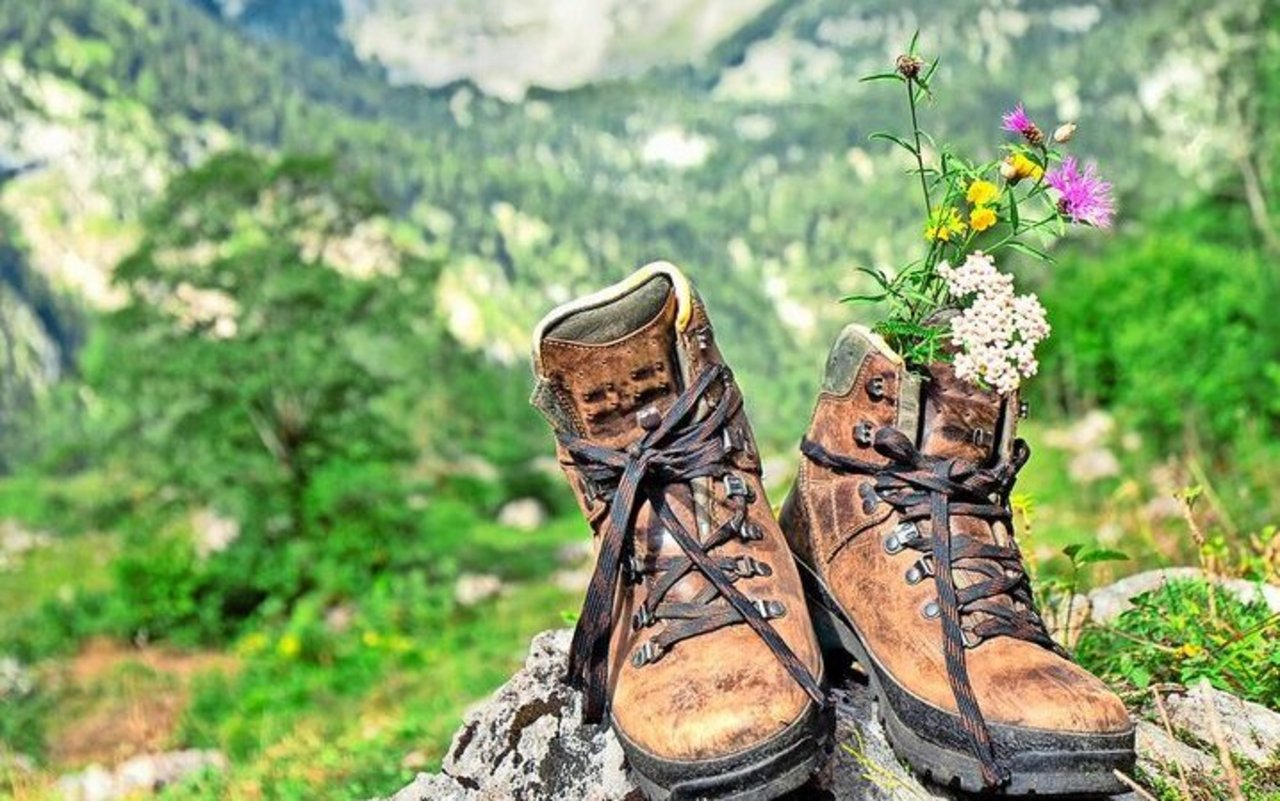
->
<box><xmin>925</xmin><ymin>208</ymin><xmax>966</xmax><ymax>242</ymax></box>
<box><xmin>238</xmin><ymin>632</ymin><xmax>269</xmax><ymax>656</ymax></box>
<box><xmin>966</xmin><ymin>180</ymin><xmax>999</xmax><ymax>207</ymax></box>
<box><xmin>277</xmin><ymin>633</ymin><xmax>301</xmax><ymax>659</ymax></box>
<box><xmin>1002</xmin><ymin>153</ymin><xmax>1043</xmax><ymax>183</ymax></box>
<box><xmin>970</xmin><ymin>206</ymin><xmax>998</xmax><ymax>232</ymax></box>
<box><xmin>362</xmin><ymin>631</ymin><xmax>383</xmax><ymax>648</ymax></box>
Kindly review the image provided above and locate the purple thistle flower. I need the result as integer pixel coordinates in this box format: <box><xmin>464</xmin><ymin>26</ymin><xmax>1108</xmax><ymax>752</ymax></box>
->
<box><xmin>1002</xmin><ymin>103</ymin><xmax>1033</xmax><ymax>135</ymax></box>
<box><xmin>1045</xmin><ymin>157</ymin><xmax>1115</xmax><ymax>229</ymax></box>
<box><xmin>1002</xmin><ymin>103</ymin><xmax>1045</xmax><ymax>145</ymax></box>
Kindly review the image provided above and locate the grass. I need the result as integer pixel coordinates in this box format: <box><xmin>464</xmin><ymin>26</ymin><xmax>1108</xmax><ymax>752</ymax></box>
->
<box><xmin>2</xmin><ymin>441</ymin><xmax>1279</xmax><ymax>800</ymax></box>
<box><xmin>0</xmin><ymin>479</ymin><xmax>588</xmax><ymax>801</ymax></box>
<box><xmin>1075</xmin><ymin>579</ymin><xmax>1280</xmax><ymax>707</ymax></box>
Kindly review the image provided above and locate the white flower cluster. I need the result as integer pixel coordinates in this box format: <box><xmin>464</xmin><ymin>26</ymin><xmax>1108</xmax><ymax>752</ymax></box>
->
<box><xmin>937</xmin><ymin>252</ymin><xmax>1050</xmax><ymax>395</ymax></box>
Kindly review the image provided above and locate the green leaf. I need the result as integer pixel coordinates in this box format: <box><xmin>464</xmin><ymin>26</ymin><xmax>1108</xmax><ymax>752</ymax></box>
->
<box><xmin>908</xmin><ymin>30</ymin><xmax>920</xmax><ymax>56</ymax></box>
<box><xmin>1078</xmin><ymin>549</ymin><xmax>1131</xmax><ymax>565</ymax></box>
<box><xmin>869</xmin><ymin>132</ymin><xmax>918</xmax><ymax>156</ymax></box>
<box><xmin>1062</xmin><ymin>544</ymin><xmax>1085</xmax><ymax>562</ymax></box>
<box><xmin>855</xmin><ymin>266</ymin><xmax>892</xmax><ymax>289</ymax></box>
<box><xmin>1001</xmin><ymin>239</ymin><xmax>1056</xmax><ymax>264</ymax></box>
<box><xmin>920</xmin><ymin>57</ymin><xmax>939</xmax><ymax>85</ymax></box>
<box><xmin>841</xmin><ymin>293</ymin><xmax>888</xmax><ymax>304</ymax></box>
<box><xmin>860</xmin><ymin>72</ymin><xmax>903</xmax><ymax>83</ymax></box>
<box><xmin>1008</xmin><ymin>188</ymin><xmax>1020</xmax><ymax>229</ymax></box>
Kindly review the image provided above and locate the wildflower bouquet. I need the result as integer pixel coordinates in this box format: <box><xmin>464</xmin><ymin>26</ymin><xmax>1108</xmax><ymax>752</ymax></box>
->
<box><xmin>850</xmin><ymin>35</ymin><xmax>1115</xmax><ymax>394</ymax></box>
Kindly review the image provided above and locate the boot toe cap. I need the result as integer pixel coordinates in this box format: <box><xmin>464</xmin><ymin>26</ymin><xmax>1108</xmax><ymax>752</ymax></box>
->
<box><xmin>974</xmin><ymin>640</ymin><xmax>1131</xmax><ymax>734</ymax></box>
<box><xmin>609</xmin><ymin>631</ymin><xmax>817</xmax><ymax>761</ymax></box>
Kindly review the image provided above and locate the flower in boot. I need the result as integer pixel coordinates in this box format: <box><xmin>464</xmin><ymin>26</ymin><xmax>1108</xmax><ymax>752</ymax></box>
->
<box><xmin>966</xmin><ymin>179</ymin><xmax>999</xmax><ymax>206</ymax></box>
<box><xmin>969</xmin><ymin>206</ymin><xmax>998</xmax><ymax>232</ymax></box>
<box><xmin>896</xmin><ymin>54</ymin><xmax>924</xmax><ymax>80</ymax></box>
<box><xmin>1001</xmin><ymin>103</ymin><xmax>1044</xmax><ymax>146</ymax></box>
<box><xmin>925</xmin><ymin>207</ymin><xmax>966</xmax><ymax>242</ymax></box>
<box><xmin>1001</xmin><ymin>153</ymin><xmax>1043</xmax><ymax>184</ymax></box>
<box><xmin>1045</xmin><ymin>156</ymin><xmax>1115</xmax><ymax>228</ymax></box>
<box><xmin>939</xmin><ymin>252</ymin><xmax>1050</xmax><ymax>394</ymax></box>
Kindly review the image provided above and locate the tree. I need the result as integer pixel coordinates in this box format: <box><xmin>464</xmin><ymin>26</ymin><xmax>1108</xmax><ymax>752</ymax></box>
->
<box><xmin>95</xmin><ymin>150</ymin><xmax>435</xmax><ymax>546</ymax></box>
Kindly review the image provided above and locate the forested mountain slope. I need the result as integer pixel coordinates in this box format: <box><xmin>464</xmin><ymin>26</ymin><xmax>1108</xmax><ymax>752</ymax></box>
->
<box><xmin>0</xmin><ymin>0</ymin><xmax>1257</xmax><ymax>446</ymax></box>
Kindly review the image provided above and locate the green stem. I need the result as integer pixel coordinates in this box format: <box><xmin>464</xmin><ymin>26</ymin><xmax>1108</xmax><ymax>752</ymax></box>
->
<box><xmin>907</xmin><ymin>80</ymin><xmax>932</xmax><ymax>222</ymax></box>
<box><xmin>986</xmin><ymin>214</ymin><xmax>1058</xmax><ymax>252</ymax></box>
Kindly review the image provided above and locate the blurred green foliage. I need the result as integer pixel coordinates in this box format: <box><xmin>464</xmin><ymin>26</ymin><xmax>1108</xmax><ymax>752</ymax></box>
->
<box><xmin>0</xmin><ymin>1</ymin><xmax>1276</xmax><ymax>798</ymax></box>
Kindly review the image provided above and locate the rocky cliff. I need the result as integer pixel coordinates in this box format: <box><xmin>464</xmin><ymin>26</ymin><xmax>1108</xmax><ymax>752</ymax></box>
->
<box><xmin>397</xmin><ymin>573</ymin><xmax>1280</xmax><ymax>800</ymax></box>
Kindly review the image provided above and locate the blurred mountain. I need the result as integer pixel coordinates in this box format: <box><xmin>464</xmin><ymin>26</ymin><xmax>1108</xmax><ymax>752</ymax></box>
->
<box><xmin>0</xmin><ymin>0</ymin><xmax>1258</xmax><ymax>446</ymax></box>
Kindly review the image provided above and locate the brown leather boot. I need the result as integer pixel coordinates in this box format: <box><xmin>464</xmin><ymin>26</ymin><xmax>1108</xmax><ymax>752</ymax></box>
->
<box><xmin>780</xmin><ymin>324</ymin><xmax>1135</xmax><ymax>794</ymax></box>
<box><xmin>531</xmin><ymin>262</ymin><xmax>830</xmax><ymax>800</ymax></box>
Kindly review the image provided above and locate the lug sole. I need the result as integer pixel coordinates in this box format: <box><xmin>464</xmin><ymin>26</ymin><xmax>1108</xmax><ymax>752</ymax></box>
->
<box><xmin>797</xmin><ymin>559</ymin><xmax>1135</xmax><ymax>796</ymax></box>
<box><xmin>617</xmin><ymin>699</ymin><xmax>832</xmax><ymax>801</ymax></box>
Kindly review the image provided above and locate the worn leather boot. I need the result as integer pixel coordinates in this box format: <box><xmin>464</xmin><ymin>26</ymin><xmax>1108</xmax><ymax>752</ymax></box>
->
<box><xmin>780</xmin><ymin>324</ymin><xmax>1135</xmax><ymax>794</ymax></box>
<box><xmin>531</xmin><ymin>262</ymin><xmax>830</xmax><ymax>800</ymax></box>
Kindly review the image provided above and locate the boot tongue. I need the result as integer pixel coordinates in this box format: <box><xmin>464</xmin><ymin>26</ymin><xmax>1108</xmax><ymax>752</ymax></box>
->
<box><xmin>918</xmin><ymin>361</ymin><xmax>1020</xmax><ymax>630</ymax></box>
<box><xmin>919</xmin><ymin>362</ymin><xmax>1003</xmax><ymax>464</ymax></box>
<box><xmin>535</xmin><ymin>278</ymin><xmax>683</xmax><ymax>450</ymax></box>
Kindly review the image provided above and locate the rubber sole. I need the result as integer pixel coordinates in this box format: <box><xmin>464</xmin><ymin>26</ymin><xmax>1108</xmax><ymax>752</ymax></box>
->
<box><xmin>617</xmin><ymin>699</ymin><xmax>832</xmax><ymax>801</ymax></box>
<box><xmin>797</xmin><ymin>560</ymin><xmax>1135</xmax><ymax>796</ymax></box>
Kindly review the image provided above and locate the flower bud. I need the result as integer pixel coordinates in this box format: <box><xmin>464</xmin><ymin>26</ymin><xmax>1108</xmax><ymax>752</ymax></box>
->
<box><xmin>1052</xmin><ymin>122</ymin><xmax>1077</xmax><ymax>144</ymax></box>
<box><xmin>1000</xmin><ymin>158</ymin><xmax>1019</xmax><ymax>182</ymax></box>
<box><xmin>895</xmin><ymin>54</ymin><xmax>924</xmax><ymax>80</ymax></box>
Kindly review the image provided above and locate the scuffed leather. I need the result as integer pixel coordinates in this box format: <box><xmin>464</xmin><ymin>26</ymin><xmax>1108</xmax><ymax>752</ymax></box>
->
<box><xmin>537</xmin><ymin>282</ymin><xmax>823</xmax><ymax>761</ymax></box>
<box><xmin>781</xmin><ymin>330</ymin><xmax>1130</xmax><ymax>735</ymax></box>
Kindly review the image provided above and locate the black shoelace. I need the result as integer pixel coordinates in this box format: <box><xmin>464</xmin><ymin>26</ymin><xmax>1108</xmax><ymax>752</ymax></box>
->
<box><xmin>801</xmin><ymin>425</ymin><xmax>1064</xmax><ymax>788</ymax></box>
<box><xmin>559</xmin><ymin>363</ymin><xmax>824</xmax><ymax>723</ymax></box>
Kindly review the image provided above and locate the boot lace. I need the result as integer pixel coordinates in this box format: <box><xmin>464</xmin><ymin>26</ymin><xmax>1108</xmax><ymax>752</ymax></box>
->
<box><xmin>801</xmin><ymin>425</ymin><xmax>1064</xmax><ymax>788</ymax></box>
<box><xmin>559</xmin><ymin>363</ymin><xmax>824</xmax><ymax>723</ymax></box>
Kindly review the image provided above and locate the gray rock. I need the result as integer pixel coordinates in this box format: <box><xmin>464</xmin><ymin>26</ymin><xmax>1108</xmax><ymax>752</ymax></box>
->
<box><xmin>1161</xmin><ymin>681</ymin><xmax>1280</xmax><ymax>765</ymax></box>
<box><xmin>0</xmin><ymin>655</ymin><xmax>34</xmax><ymax>699</ymax></box>
<box><xmin>1067</xmin><ymin>448</ymin><xmax>1121</xmax><ymax>484</ymax></box>
<box><xmin>0</xmin><ymin>752</ymin><xmax>35</xmax><ymax>776</ymax></box>
<box><xmin>1134</xmin><ymin>720</ymin><xmax>1219</xmax><ymax>777</ymax></box>
<box><xmin>57</xmin><ymin>751</ymin><xmax>226</xmax><ymax>801</ymax></box>
<box><xmin>454</xmin><ymin>574</ymin><xmax>505</xmax><ymax>607</ymax></box>
<box><xmin>407</xmin><ymin>630</ymin><xmax>635</xmax><ymax>800</ymax></box>
<box><xmin>394</xmin><ymin>631</ymin><xmax>1160</xmax><ymax>800</ymax></box>
<box><xmin>498</xmin><ymin>498</ymin><xmax>548</xmax><ymax>531</ymax></box>
<box><xmin>1088</xmin><ymin>568</ymin><xmax>1280</xmax><ymax>624</ymax></box>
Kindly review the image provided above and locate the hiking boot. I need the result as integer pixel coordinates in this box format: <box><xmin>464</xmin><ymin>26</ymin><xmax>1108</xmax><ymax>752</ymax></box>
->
<box><xmin>780</xmin><ymin>324</ymin><xmax>1135</xmax><ymax>794</ymax></box>
<box><xmin>531</xmin><ymin>262</ymin><xmax>830</xmax><ymax>800</ymax></box>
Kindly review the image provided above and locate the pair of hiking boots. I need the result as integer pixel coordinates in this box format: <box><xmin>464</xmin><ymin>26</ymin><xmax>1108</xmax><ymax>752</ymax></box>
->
<box><xmin>531</xmin><ymin>263</ymin><xmax>1135</xmax><ymax>799</ymax></box>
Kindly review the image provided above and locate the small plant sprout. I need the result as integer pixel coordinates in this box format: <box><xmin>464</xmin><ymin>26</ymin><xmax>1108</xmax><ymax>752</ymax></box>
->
<box><xmin>847</xmin><ymin>34</ymin><xmax>1118</xmax><ymax>393</ymax></box>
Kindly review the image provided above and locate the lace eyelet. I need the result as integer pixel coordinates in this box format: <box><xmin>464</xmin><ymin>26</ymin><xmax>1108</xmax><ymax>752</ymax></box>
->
<box><xmin>632</xmin><ymin>606</ymin><xmax>656</xmax><ymax>630</ymax></box>
<box><xmin>854</xmin><ymin>420</ymin><xmax>874</xmax><ymax>447</ymax></box>
<box><xmin>722</xmin><ymin>427</ymin><xmax>743</xmax><ymax>454</ymax></box>
<box><xmin>738</xmin><ymin>521</ymin><xmax>764</xmax><ymax>542</ymax></box>
<box><xmin>921</xmin><ymin>601</ymin><xmax>940</xmax><ymax>619</ymax></box>
<box><xmin>904</xmin><ymin>556</ymin><xmax>933</xmax><ymax>585</ymax></box>
<box><xmin>884</xmin><ymin>521</ymin><xmax>914</xmax><ymax>555</ymax></box>
<box><xmin>732</xmin><ymin>555</ymin><xmax>772</xmax><ymax>578</ymax></box>
<box><xmin>752</xmin><ymin>599</ymin><xmax>786</xmax><ymax>620</ymax></box>
<box><xmin>624</xmin><ymin>555</ymin><xmax>646</xmax><ymax>584</ymax></box>
<box><xmin>867</xmin><ymin>376</ymin><xmax>886</xmax><ymax>401</ymax></box>
<box><xmin>632</xmin><ymin>640</ymin><xmax>665</xmax><ymax>667</ymax></box>
<box><xmin>723</xmin><ymin>473</ymin><xmax>755</xmax><ymax>502</ymax></box>
<box><xmin>858</xmin><ymin>482</ymin><xmax>879</xmax><ymax>514</ymax></box>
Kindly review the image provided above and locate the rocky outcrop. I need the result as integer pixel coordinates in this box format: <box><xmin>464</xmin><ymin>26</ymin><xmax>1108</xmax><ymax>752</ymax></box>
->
<box><xmin>57</xmin><ymin>750</ymin><xmax>227</xmax><ymax>801</ymax></box>
<box><xmin>398</xmin><ymin>615</ymin><xmax>1280</xmax><ymax>799</ymax></box>
<box><xmin>1087</xmin><ymin>567</ymin><xmax>1280</xmax><ymax>624</ymax></box>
